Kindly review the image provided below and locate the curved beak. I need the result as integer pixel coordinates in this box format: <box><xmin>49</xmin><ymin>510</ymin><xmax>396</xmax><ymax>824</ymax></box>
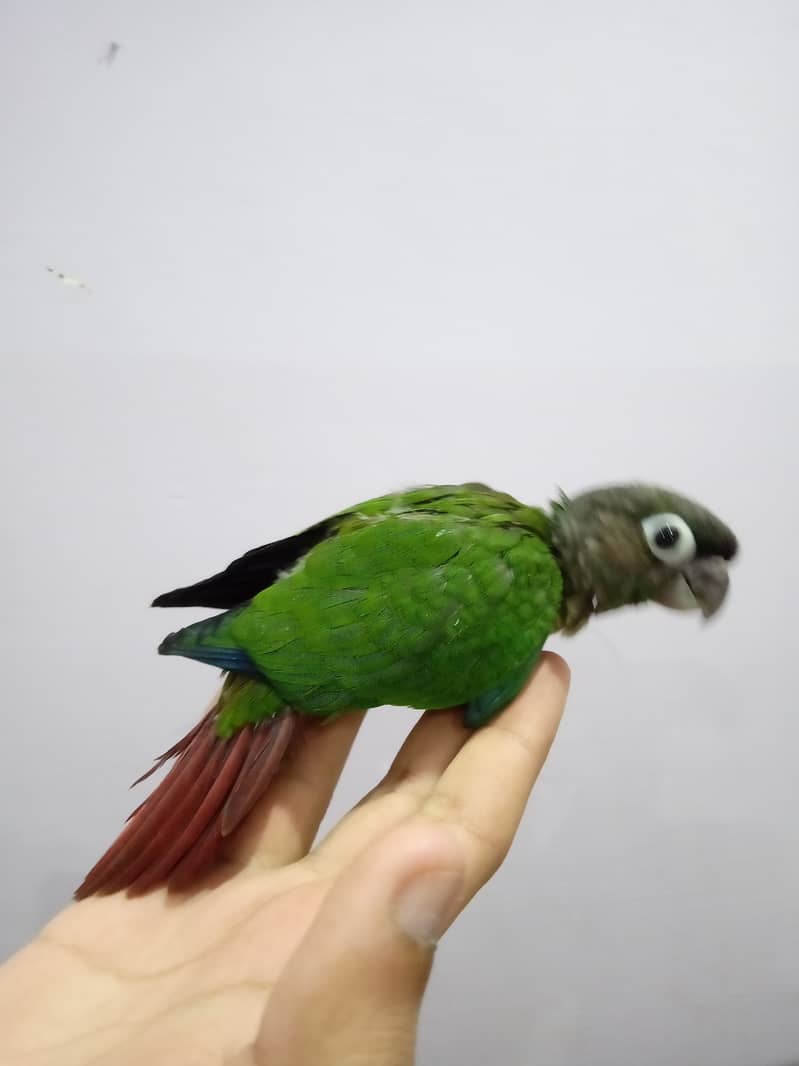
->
<box><xmin>653</xmin><ymin>557</ymin><xmax>731</xmax><ymax>619</ymax></box>
<box><xmin>684</xmin><ymin>557</ymin><xmax>730</xmax><ymax>618</ymax></box>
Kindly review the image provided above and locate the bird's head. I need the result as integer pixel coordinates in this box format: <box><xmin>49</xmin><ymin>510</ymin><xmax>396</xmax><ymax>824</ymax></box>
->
<box><xmin>551</xmin><ymin>484</ymin><xmax>738</xmax><ymax>633</ymax></box>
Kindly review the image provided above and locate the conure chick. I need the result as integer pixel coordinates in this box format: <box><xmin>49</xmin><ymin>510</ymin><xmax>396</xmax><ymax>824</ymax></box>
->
<box><xmin>75</xmin><ymin>482</ymin><xmax>737</xmax><ymax>899</ymax></box>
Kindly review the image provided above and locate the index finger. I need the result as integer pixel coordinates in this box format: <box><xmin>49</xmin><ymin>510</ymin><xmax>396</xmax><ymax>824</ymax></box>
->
<box><xmin>418</xmin><ymin>651</ymin><xmax>570</xmax><ymax>889</ymax></box>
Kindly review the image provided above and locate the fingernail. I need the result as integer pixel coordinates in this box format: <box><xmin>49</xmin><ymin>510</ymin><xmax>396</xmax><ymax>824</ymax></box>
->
<box><xmin>393</xmin><ymin>869</ymin><xmax>464</xmax><ymax>945</ymax></box>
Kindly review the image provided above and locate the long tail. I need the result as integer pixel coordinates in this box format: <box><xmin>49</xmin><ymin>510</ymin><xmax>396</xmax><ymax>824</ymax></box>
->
<box><xmin>75</xmin><ymin>689</ymin><xmax>297</xmax><ymax>899</ymax></box>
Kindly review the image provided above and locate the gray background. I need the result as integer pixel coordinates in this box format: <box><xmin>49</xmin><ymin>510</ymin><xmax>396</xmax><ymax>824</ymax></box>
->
<box><xmin>1</xmin><ymin>3</ymin><xmax>797</xmax><ymax>1064</ymax></box>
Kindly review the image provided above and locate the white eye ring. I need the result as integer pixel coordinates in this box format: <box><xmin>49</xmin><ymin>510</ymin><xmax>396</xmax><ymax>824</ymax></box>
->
<box><xmin>641</xmin><ymin>513</ymin><xmax>697</xmax><ymax>567</ymax></box>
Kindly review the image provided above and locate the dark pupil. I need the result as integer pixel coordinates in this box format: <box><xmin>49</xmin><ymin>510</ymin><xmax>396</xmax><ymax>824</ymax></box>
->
<box><xmin>654</xmin><ymin>525</ymin><xmax>680</xmax><ymax>548</ymax></box>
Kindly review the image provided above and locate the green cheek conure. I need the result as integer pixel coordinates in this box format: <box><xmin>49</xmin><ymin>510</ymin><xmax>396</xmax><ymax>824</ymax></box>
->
<box><xmin>76</xmin><ymin>482</ymin><xmax>737</xmax><ymax>899</ymax></box>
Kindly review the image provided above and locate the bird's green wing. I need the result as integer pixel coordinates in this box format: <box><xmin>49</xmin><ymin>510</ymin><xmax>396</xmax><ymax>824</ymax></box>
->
<box><xmin>230</xmin><ymin>512</ymin><xmax>562</xmax><ymax>720</ymax></box>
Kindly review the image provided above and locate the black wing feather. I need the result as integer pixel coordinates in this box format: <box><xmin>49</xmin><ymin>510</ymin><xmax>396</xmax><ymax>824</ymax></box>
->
<box><xmin>152</xmin><ymin>519</ymin><xmax>336</xmax><ymax>609</ymax></box>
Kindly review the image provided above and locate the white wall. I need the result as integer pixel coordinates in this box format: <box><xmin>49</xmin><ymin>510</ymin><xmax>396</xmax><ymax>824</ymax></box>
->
<box><xmin>2</xmin><ymin>3</ymin><xmax>797</xmax><ymax>1064</ymax></box>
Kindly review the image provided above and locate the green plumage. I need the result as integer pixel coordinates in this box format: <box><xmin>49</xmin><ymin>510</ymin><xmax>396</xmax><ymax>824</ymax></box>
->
<box><xmin>76</xmin><ymin>480</ymin><xmax>738</xmax><ymax>899</ymax></box>
<box><xmin>233</xmin><ymin>513</ymin><xmax>560</xmax><ymax>721</ymax></box>
<box><xmin>157</xmin><ymin>480</ymin><xmax>739</xmax><ymax>741</ymax></box>
<box><xmin>161</xmin><ymin>485</ymin><xmax>562</xmax><ymax>736</ymax></box>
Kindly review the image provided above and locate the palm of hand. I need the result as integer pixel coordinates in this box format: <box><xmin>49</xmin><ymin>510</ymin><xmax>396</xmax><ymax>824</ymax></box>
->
<box><xmin>0</xmin><ymin>655</ymin><xmax>568</xmax><ymax>1066</ymax></box>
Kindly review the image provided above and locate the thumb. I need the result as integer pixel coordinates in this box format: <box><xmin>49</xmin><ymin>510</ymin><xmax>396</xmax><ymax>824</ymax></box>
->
<box><xmin>253</xmin><ymin>823</ymin><xmax>466</xmax><ymax>1066</ymax></box>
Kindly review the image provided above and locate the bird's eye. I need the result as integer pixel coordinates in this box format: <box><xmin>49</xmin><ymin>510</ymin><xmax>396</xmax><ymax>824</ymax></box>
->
<box><xmin>641</xmin><ymin>513</ymin><xmax>697</xmax><ymax>567</ymax></box>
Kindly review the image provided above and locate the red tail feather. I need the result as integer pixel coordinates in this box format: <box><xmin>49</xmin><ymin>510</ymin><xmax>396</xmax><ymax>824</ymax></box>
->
<box><xmin>75</xmin><ymin>707</ymin><xmax>296</xmax><ymax>899</ymax></box>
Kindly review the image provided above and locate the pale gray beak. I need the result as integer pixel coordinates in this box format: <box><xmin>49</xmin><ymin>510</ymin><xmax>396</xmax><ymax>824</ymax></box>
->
<box><xmin>683</xmin><ymin>557</ymin><xmax>730</xmax><ymax>618</ymax></box>
<box><xmin>654</xmin><ymin>557</ymin><xmax>731</xmax><ymax>619</ymax></box>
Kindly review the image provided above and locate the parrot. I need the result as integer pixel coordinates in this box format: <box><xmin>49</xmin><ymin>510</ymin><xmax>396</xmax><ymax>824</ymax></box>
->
<box><xmin>75</xmin><ymin>482</ymin><xmax>737</xmax><ymax>899</ymax></box>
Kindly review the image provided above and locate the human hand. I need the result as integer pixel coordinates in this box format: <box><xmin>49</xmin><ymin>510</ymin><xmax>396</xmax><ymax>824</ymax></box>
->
<box><xmin>0</xmin><ymin>653</ymin><xmax>569</xmax><ymax>1066</ymax></box>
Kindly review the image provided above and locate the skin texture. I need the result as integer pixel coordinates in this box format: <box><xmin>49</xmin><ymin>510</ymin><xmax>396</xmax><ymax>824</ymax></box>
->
<box><xmin>0</xmin><ymin>655</ymin><xmax>570</xmax><ymax>1066</ymax></box>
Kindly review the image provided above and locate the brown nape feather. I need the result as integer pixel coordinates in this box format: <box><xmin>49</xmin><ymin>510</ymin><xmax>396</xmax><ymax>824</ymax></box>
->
<box><xmin>74</xmin><ymin>707</ymin><xmax>297</xmax><ymax>899</ymax></box>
